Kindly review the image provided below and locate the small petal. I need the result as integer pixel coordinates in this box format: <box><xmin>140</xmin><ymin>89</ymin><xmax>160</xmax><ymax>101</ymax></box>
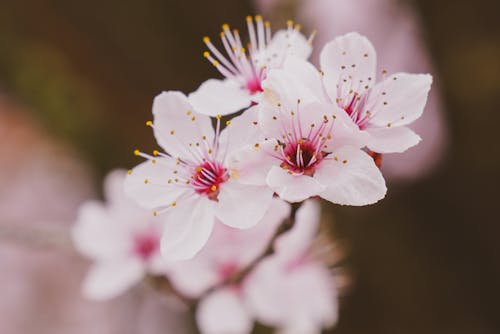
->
<box><xmin>124</xmin><ymin>159</ymin><xmax>192</xmax><ymax>210</ymax></box>
<box><xmin>368</xmin><ymin>73</ymin><xmax>432</xmax><ymax>127</ymax></box>
<box><xmin>152</xmin><ymin>91</ymin><xmax>214</xmax><ymax>158</ymax></box>
<box><xmin>215</xmin><ymin>181</ymin><xmax>274</xmax><ymax>229</ymax></box>
<box><xmin>218</xmin><ymin>107</ymin><xmax>263</xmax><ymax>157</ymax></box>
<box><xmin>227</xmin><ymin>140</ymin><xmax>276</xmax><ymax>186</ymax></box>
<box><xmin>320</xmin><ymin>32</ymin><xmax>377</xmax><ymax>102</ymax></box>
<box><xmin>365</xmin><ymin>126</ymin><xmax>421</xmax><ymax>153</ymax></box>
<box><xmin>266</xmin><ymin>166</ymin><xmax>325</xmax><ymax>202</ymax></box>
<box><xmin>196</xmin><ymin>288</ymin><xmax>253</xmax><ymax>334</ymax></box>
<box><xmin>82</xmin><ymin>259</ymin><xmax>144</xmax><ymax>301</ymax></box>
<box><xmin>189</xmin><ymin>79</ymin><xmax>252</xmax><ymax>116</ymax></box>
<box><xmin>160</xmin><ymin>196</ymin><xmax>215</xmax><ymax>260</ymax></box>
<box><xmin>315</xmin><ymin>146</ymin><xmax>386</xmax><ymax>205</ymax></box>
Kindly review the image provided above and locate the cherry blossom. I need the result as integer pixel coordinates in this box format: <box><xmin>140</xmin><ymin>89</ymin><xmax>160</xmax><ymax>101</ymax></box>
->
<box><xmin>245</xmin><ymin>199</ymin><xmax>338</xmax><ymax>334</ymax></box>
<box><xmin>124</xmin><ymin>91</ymin><xmax>274</xmax><ymax>260</ymax></box>
<box><xmin>72</xmin><ymin>170</ymin><xmax>166</xmax><ymax>301</ymax></box>
<box><xmin>166</xmin><ymin>198</ymin><xmax>290</xmax><ymax>334</ymax></box>
<box><xmin>188</xmin><ymin>15</ymin><xmax>314</xmax><ymax>116</ymax></box>
<box><xmin>228</xmin><ymin>73</ymin><xmax>386</xmax><ymax>204</ymax></box>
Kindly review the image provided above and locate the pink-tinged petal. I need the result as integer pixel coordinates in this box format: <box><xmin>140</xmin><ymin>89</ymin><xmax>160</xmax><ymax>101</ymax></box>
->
<box><xmin>365</xmin><ymin>126</ymin><xmax>421</xmax><ymax>153</ymax></box>
<box><xmin>368</xmin><ymin>73</ymin><xmax>432</xmax><ymax>127</ymax></box>
<box><xmin>215</xmin><ymin>181</ymin><xmax>274</xmax><ymax>229</ymax></box>
<box><xmin>245</xmin><ymin>257</ymin><xmax>337</xmax><ymax>332</ymax></box>
<box><xmin>282</xmin><ymin>56</ymin><xmax>325</xmax><ymax>102</ymax></box>
<box><xmin>72</xmin><ymin>201</ymin><xmax>130</xmax><ymax>260</ymax></box>
<box><xmin>275</xmin><ymin>199</ymin><xmax>321</xmax><ymax>259</ymax></box>
<box><xmin>227</xmin><ymin>140</ymin><xmax>276</xmax><ymax>186</ymax></box>
<box><xmin>218</xmin><ymin>107</ymin><xmax>263</xmax><ymax>157</ymax></box>
<box><xmin>82</xmin><ymin>259</ymin><xmax>144</xmax><ymax>301</ymax></box>
<box><xmin>196</xmin><ymin>288</ymin><xmax>252</xmax><ymax>334</ymax></box>
<box><xmin>267</xmin><ymin>29</ymin><xmax>312</xmax><ymax>63</ymax></box>
<box><xmin>152</xmin><ymin>91</ymin><xmax>214</xmax><ymax>158</ymax></box>
<box><xmin>160</xmin><ymin>197</ymin><xmax>215</xmax><ymax>260</ymax></box>
<box><xmin>320</xmin><ymin>32</ymin><xmax>377</xmax><ymax>101</ymax></box>
<box><xmin>266</xmin><ymin>166</ymin><xmax>325</xmax><ymax>202</ymax></box>
<box><xmin>315</xmin><ymin>146</ymin><xmax>386</xmax><ymax>205</ymax></box>
<box><xmin>188</xmin><ymin>79</ymin><xmax>252</xmax><ymax>117</ymax></box>
<box><xmin>167</xmin><ymin>259</ymin><xmax>220</xmax><ymax>298</ymax></box>
<box><xmin>124</xmin><ymin>159</ymin><xmax>192</xmax><ymax>210</ymax></box>
<box><xmin>102</xmin><ymin>169</ymin><xmax>129</xmax><ymax>208</ymax></box>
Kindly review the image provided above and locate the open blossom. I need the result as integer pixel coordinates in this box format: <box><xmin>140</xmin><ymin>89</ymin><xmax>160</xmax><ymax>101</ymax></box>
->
<box><xmin>228</xmin><ymin>73</ymin><xmax>386</xmax><ymax>204</ymax></box>
<box><xmin>72</xmin><ymin>170</ymin><xmax>165</xmax><ymax>301</ymax></box>
<box><xmin>267</xmin><ymin>32</ymin><xmax>433</xmax><ymax>154</ymax></box>
<box><xmin>188</xmin><ymin>15</ymin><xmax>313</xmax><ymax>116</ymax></box>
<box><xmin>125</xmin><ymin>91</ymin><xmax>274</xmax><ymax>260</ymax></box>
<box><xmin>245</xmin><ymin>200</ymin><xmax>338</xmax><ymax>334</ymax></box>
<box><xmin>166</xmin><ymin>199</ymin><xmax>290</xmax><ymax>334</ymax></box>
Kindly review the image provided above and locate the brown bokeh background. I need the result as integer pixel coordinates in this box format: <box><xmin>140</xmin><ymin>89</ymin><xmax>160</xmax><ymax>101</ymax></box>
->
<box><xmin>0</xmin><ymin>0</ymin><xmax>499</xmax><ymax>333</ymax></box>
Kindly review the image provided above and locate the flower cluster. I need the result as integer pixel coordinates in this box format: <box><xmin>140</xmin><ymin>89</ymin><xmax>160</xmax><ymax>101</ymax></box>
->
<box><xmin>73</xmin><ymin>15</ymin><xmax>431</xmax><ymax>334</ymax></box>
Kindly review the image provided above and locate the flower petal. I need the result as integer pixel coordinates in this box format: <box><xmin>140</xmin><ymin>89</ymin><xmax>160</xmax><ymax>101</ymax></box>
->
<box><xmin>365</xmin><ymin>126</ymin><xmax>421</xmax><ymax>153</ymax></box>
<box><xmin>82</xmin><ymin>259</ymin><xmax>144</xmax><ymax>301</ymax></box>
<box><xmin>368</xmin><ymin>73</ymin><xmax>432</xmax><ymax>127</ymax></box>
<box><xmin>124</xmin><ymin>159</ymin><xmax>192</xmax><ymax>210</ymax></box>
<box><xmin>265</xmin><ymin>29</ymin><xmax>312</xmax><ymax>64</ymax></box>
<box><xmin>315</xmin><ymin>146</ymin><xmax>386</xmax><ymax>205</ymax></box>
<box><xmin>218</xmin><ymin>107</ymin><xmax>263</xmax><ymax>157</ymax></box>
<box><xmin>152</xmin><ymin>91</ymin><xmax>214</xmax><ymax>158</ymax></box>
<box><xmin>160</xmin><ymin>196</ymin><xmax>215</xmax><ymax>260</ymax></box>
<box><xmin>320</xmin><ymin>32</ymin><xmax>377</xmax><ymax>102</ymax></box>
<box><xmin>188</xmin><ymin>79</ymin><xmax>252</xmax><ymax>117</ymax></box>
<box><xmin>266</xmin><ymin>166</ymin><xmax>325</xmax><ymax>202</ymax></box>
<box><xmin>196</xmin><ymin>288</ymin><xmax>252</xmax><ymax>334</ymax></box>
<box><xmin>227</xmin><ymin>140</ymin><xmax>277</xmax><ymax>186</ymax></box>
<box><xmin>215</xmin><ymin>181</ymin><xmax>274</xmax><ymax>229</ymax></box>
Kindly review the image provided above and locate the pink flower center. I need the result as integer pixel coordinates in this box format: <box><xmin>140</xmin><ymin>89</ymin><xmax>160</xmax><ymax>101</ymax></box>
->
<box><xmin>192</xmin><ymin>161</ymin><xmax>229</xmax><ymax>201</ymax></box>
<box><xmin>133</xmin><ymin>231</ymin><xmax>159</xmax><ymax>261</ymax></box>
<box><xmin>280</xmin><ymin>139</ymin><xmax>324</xmax><ymax>176</ymax></box>
<box><xmin>246</xmin><ymin>77</ymin><xmax>263</xmax><ymax>95</ymax></box>
<box><xmin>218</xmin><ymin>262</ymin><xmax>239</xmax><ymax>280</ymax></box>
<box><xmin>341</xmin><ymin>93</ymin><xmax>372</xmax><ymax>130</ymax></box>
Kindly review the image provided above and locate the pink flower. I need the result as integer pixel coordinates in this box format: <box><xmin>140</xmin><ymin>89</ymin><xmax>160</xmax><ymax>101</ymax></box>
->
<box><xmin>166</xmin><ymin>199</ymin><xmax>291</xmax><ymax>334</ymax></box>
<box><xmin>245</xmin><ymin>200</ymin><xmax>338</xmax><ymax>333</ymax></box>
<box><xmin>228</xmin><ymin>71</ymin><xmax>386</xmax><ymax>204</ymax></box>
<box><xmin>188</xmin><ymin>16</ymin><xmax>313</xmax><ymax>116</ymax></box>
<box><xmin>72</xmin><ymin>170</ymin><xmax>165</xmax><ymax>301</ymax></box>
<box><xmin>125</xmin><ymin>91</ymin><xmax>274</xmax><ymax>260</ymax></box>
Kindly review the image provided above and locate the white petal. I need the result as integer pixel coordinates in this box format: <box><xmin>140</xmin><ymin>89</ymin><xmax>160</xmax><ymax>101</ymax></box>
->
<box><xmin>315</xmin><ymin>146</ymin><xmax>386</xmax><ymax>205</ymax></box>
<box><xmin>72</xmin><ymin>201</ymin><xmax>130</xmax><ymax>260</ymax></box>
<box><xmin>266</xmin><ymin>166</ymin><xmax>325</xmax><ymax>202</ymax></box>
<box><xmin>82</xmin><ymin>259</ymin><xmax>144</xmax><ymax>301</ymax></box>
<box><xmin>227</xmin><ymin>140</ymin><xmax>277</xmax><ymax>186</ymax></box>
<box><xmin>218</xmin><ymin>106</ymin><xmax>263</xmax><ymax>157</ymax></box>
<box><xmin>365</xmin><ymin>126</ymin><xmax>421</xmax><ymax>153</ymax></box>
<box><xmin>196</xmin><ymin>288</ymin><xmax>253</xmax><ymax>334</ymax></box>
<box><xmin>275</xmin><ymin>199</ymin><xmax>321</xmax><ymax>259</ymax></box>
<box><xmin>368</xmin><ymin>73</ymin><xmax>432</xmax><ymax>127</ymax></box>
<box><xmin>124</xmin><ymin>159</ymin><xmax>192</xmax><ymax>210</ymax></box>
<box><xmin>282</xmin><ymin>56</ymin><xmax>325</xmax><ymax>102</ymax></box>
<box><xmin>103</xmin><ymin>169</ymin><xmax>129</xmax><ymax>207</ymax></box>
<box><xmin>188</xmin><ymin>79</ymin><xmax>252</xmax><ymax>116</ymax></box>
<box><xmin>245</xmin><ymin>257</ymin><xmax>337</xmax><ymax>332</ymax></box>
<box><xmin>215</xmin><ymin>181</ymin><xmax>274</xmax><ymax>229</ymax></box>
<box><xmin>160</xmin><ymin>197</ymin><xmax>215</xmax><ymax>260</ymax></box>
<box><xmin>152</xmin><ymin>91</ymin><xmax>214</xmax><ymax>158</ymax></box>
<box><xmin>167</xmin><ymin>259</ymin><xmax>220</xmax><ymax>298</ymax></box>
<box><xmin>320</xmin><ymin>32</ymin><xmax>377</xmax><ymax>102</ymax></box>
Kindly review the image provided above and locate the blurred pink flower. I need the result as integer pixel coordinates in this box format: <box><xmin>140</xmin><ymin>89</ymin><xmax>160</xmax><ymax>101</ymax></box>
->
<box><xmin>256</xmin><ymin>0</ymin><xmax>448</xmax><ymax>180</ymax></box>
<box><xmin>245</xmin><ymin>199</ymin><xmax>338</xmax><ymax>333</ymax></box>
<box><xmin>189</xmin><ymin>15</ymin><xmax>312</xmax><ymax>116</ymax></box>
<box><xmin>72</xmin><ymin>170</ymin><xmax>167</xmax><ymax>301</ymax></box>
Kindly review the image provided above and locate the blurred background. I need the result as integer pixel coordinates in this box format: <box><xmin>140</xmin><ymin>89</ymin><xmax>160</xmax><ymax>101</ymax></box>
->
<box><xmin>0</xmin><ymin>0</ymin><xmax>498</xmax><ymax>333</ymax></box>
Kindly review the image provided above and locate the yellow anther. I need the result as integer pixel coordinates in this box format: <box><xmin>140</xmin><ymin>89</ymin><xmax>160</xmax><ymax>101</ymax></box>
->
<box><xmin>144</xmin><ymin>178</ymin><xmax>149</xmax><ymax>184</ymax></box>
<box><xmin>254</xmin><ymin>143</ymin><xmax>260</xmax><ymax>149</ymax></box>
<box><xmin>342</xmin><ymin>160</ymin><xmax>348</xmax><ymax>164</ymax></box>
<box><xmin>151</xmin><ymin>159</ymin><xmax>156</xmax><ymax>164</ymax></box>
<box><xmin>215</xmin><ymin>114</ymin><xmax>222</xmax><ymax>120</ymax></box>
<box><xmin>240</xmin><ymin>47</ymin><xmax>246</xmax><ymax>53</ymax></box>
<box><xmin>222</xmin><ymin>23</ymin><xmax>230</xmax><ymax>30</ymax></box>
<box><xmin>212</xmin><ymin>60</ymin><xmax>220</xmax><ymax>66</ymax></box>
<box><xmin>134</xmin><ymin>149</ymin><xmax>140</xmax><ymax>156</ymax></box>
<box><xmin>225</xmin><ymin>120</ymin><xmax>231</xmax><ymax>126</ymax></box>
<box><xmin>203</xmin><ymin>51</ymin><xmax>210</xmax><ymax>58</ymax></box>
<box><xmin>287</xmin><ymin>19</ymin><xmax>293</xmax><ymax>27</ymax></box>
<box><xmin>210</xmin><ymin>185</ymin><xmax>217</xmax><ymax>192</ymax></box>
<box><xmin>153</xmin><ymin>211</ymin><xmax>157</xmax><ymax>217</ymax></box>
<box><xmin>208</xmin><ymin>149</ymin><xmax>213</xmax><ymax>154</ymax></box>
<box><xmin>153</xmin><ymin>150</ymin><xmax>159</xmax><ymax>156</ymax></box>
<box><xmin>264</xmin><ymin>21</ymin><xmax>270</xmax><ymax>27</ymax></box>
<box><xmin>191</xmin><ymin>116</ymin><xmax>196</xmax><ymax>121</ymax></box>
<box><xmin>196</xmin><ymin>166</ymin><xmax>203</xmax><ymax>172</ymax></box>
<box><xmin>170</xmin><ymin>130</ymin><xmax>175</xmax><ymax>135</ymax></box>
<box><xmin>255</xmin><ymin>15</ymin><xmax>262</xmax><ymax>21</ymax></box>
<box><xmin>203</xmin><ymin>36</ymin><xmax>210</xmax><ymax>43</ymax></box>
<box><xmin>294</xmin><ymin>24</ymin><xmax>302</xmax><ymax>31</ymax></box>
<box><xmin>246</xmin><ymin>15</ymin><xmax>252</xmax><ymax>22</ymax></box>
<box><xmin>171</xmin><ymin>201</ymin><xmax>177</xmax><ymax>207</ymax></box>
<box><xmin>127</xmin><ymin>169</ymin><xmax>132</xmax><ymax>175</ymax></box>
<box><xmin>146</xmin><ymin>120</ymin><xmax>153</xmax><ymax>126</ymax></box>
